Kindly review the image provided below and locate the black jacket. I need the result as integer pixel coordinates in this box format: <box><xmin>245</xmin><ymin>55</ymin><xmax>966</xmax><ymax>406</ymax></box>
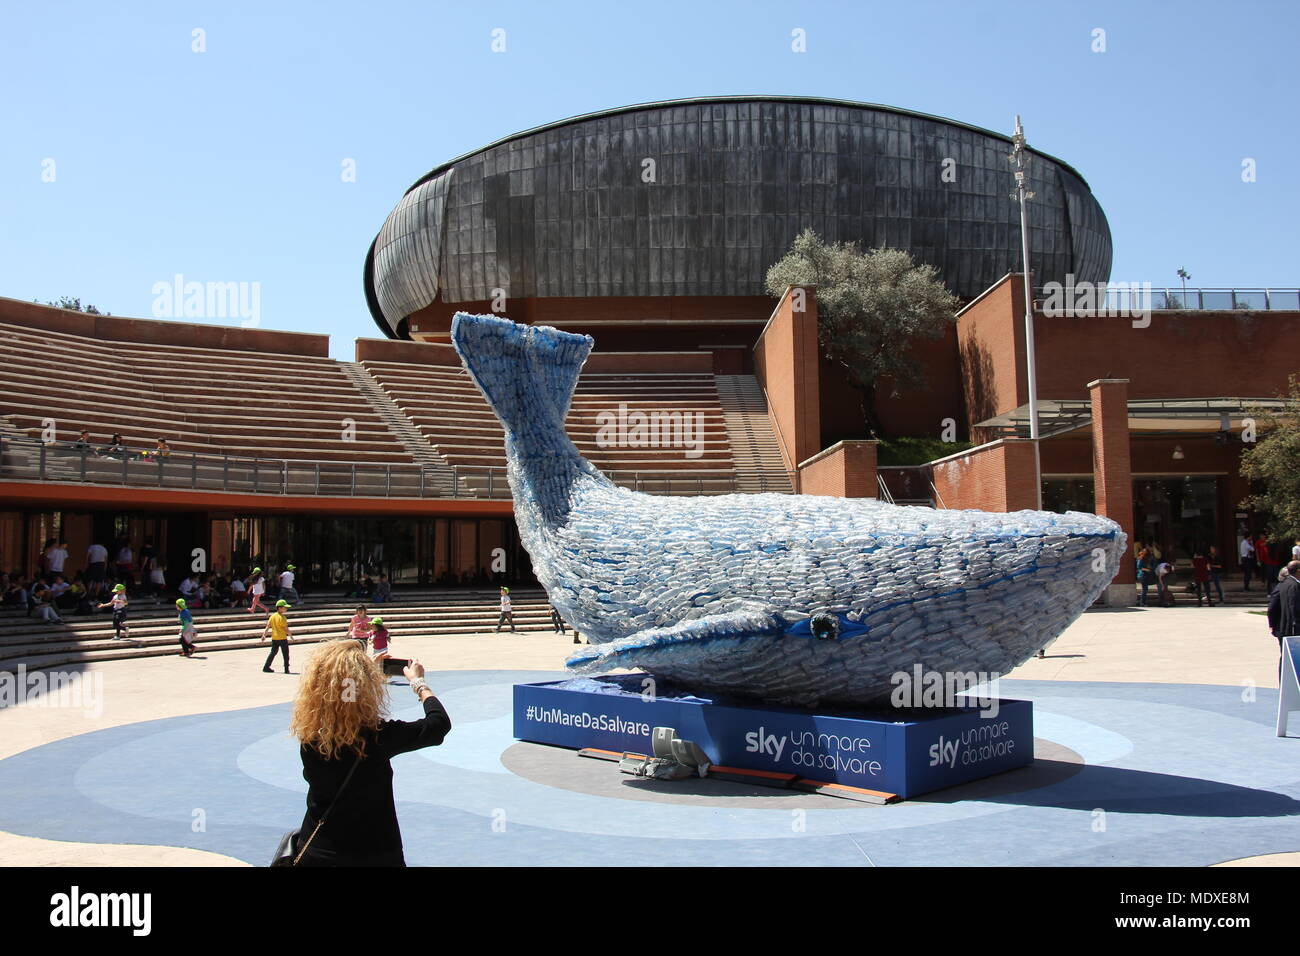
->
<box><xmin>298</xmin><ymin>694</ymin><xmax>451</xmax><ymax>864</ymax></box>
<box><xmin>1268</xmin><ymin>576</ymin><xmax>1300</xmax><ymax>637</ymax></box>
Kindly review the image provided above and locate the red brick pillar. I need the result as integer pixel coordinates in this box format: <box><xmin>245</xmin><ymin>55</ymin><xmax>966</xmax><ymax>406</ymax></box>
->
<box><xmin>1089</xmin><ymin>378</ymin><xmax>1136</xmax><ymax>605</ymax></box>
<box><xmin>1001</xmin><ymin>440</ymin><xmax>1041</xmax><ymax>511</ymax></box>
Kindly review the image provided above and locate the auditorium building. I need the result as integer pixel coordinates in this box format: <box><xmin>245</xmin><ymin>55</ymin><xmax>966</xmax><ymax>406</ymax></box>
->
<box><xmin>1</xmin><ymin>96</ymin><xmax>1295</xmax><ymax>603</ymax></box>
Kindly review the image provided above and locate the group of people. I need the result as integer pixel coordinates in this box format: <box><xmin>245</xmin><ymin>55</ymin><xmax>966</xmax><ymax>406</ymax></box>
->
<box><xmin>69</xmin><ymin>430</ymin><xmax>172</xmax><ymax>462</ymax></box>
<box><xmin>1240</xmin><ymin>534</ymin><xmax>1300</xmax><ymax>594</ymax></box>
<box><xmin>1133</xmin><ymin>535</ymin><xmax>1300</xmax><ymax>608</ymax></box>
<box><xmin>1134</xmin><ymin>542</ymin><xmax>1227</xmax><ymax>607</ymax></box>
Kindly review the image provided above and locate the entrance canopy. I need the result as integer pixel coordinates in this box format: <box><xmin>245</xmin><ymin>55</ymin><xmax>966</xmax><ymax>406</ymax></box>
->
<box><xmin>976</xmin><ymin>397</ymin><xmax>1290</xmax><ymax>440</ymax></box>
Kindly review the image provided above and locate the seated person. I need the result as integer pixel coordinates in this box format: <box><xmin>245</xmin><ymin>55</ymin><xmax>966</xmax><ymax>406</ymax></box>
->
<box><xmin>374</xmin><ymin>574</ymin><xmax>392</xmax><ymax>603</ymax></box>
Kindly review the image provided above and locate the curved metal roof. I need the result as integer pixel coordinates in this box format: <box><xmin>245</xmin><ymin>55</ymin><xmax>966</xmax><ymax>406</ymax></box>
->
<box><xmin>365</xmin><ymin>95</ymin><xmax>1112</xmax><ymax>337</ymax></box>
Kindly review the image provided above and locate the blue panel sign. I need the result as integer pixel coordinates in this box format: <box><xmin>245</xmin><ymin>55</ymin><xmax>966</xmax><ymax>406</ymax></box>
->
<box><xmin>514</xmin><ymin>677</ymin><xmax>1033</xmax><ymax>799</ymax></box>
<box><xmin>1276</xmin><ymin>636</ymin><xmax>1300</xmax><ymax>737</ymax></box>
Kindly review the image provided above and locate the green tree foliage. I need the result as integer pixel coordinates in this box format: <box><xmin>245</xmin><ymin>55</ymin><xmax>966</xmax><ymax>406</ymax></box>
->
<box><xmin>764</xmin><ymin>229</ymin><xmax>960</xmax><ymax>438</ymax></box>
<box><xmin>1241</xmin><ymin>375</ymin><xmax>1300</xmax><ymax>540</ymax></box>
<box><xmin>43</xmin><ymin>297</ymin><xmax>107</xmax><ymax>315</ymax></box>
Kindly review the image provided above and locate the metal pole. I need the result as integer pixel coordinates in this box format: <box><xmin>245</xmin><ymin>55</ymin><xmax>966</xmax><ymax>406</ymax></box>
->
<box><xmin>1012</xmin><ymin>114</ymin><xmax>1043</xmax><ymax>510</ymax></box>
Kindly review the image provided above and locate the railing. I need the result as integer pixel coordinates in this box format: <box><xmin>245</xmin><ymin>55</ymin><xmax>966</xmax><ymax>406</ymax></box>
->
<box><xmin>0</xmin><ymin>435</ymin><xmax>766</xmax><ymax>499</ymax></box>
<box><xmin>1036</xmin><ymin>286</ymin><xmax>1300</xmax><ymax>313</ymax></box>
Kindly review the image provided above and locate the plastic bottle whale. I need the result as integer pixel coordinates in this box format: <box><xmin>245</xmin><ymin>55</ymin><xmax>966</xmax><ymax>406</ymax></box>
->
<box><xmin>451</xmin><ymin>312</ymin><xmax>1126</xmax><ymax>707</ymax></box>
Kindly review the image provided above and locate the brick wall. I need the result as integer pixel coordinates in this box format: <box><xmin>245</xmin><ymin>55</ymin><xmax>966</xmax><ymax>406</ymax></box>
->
<box><xmin>957</xmin><ymin>275</ymin><xmax>1300</xmax><ymax>437</ymax></box>
<box><xmin>753</xmin><ymin>285</ymin><xmax>821</xmax><ymax>475</ymax></box>
<box><xmin>0</xmin><ymin>296</ymin><xmax>330</xmax><ymax>358</ymax></box>
<box><xmin>798</xmin><ymin>441</ymin><xmax>879</xmax><ymax>498</ymax></box>
<box><xmin>1089</xmin><ymin>379</ymin><xmax>1135</xmax><ymax>587</ymax></box>
<box><xmin>956</xmin><ymin>274</ymin><xmax>1028</xmax><ymax>437</ymax></box>
<box><xmin>931</xmin><ymin>439</ymin><xmax>1039</xmax><ymax>512</ymax></box>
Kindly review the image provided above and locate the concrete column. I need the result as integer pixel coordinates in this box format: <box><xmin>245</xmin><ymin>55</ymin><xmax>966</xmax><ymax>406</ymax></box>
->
<box><xmin>1089</xmin><ymin>378</ymin><xmax>1136</xmax><ymax>606</ymax></box>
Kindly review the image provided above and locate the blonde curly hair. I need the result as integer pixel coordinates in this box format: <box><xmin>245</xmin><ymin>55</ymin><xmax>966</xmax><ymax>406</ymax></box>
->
<box><xmin>290</xmin><ymin>639</ymin><xmax>388</xmax><ymax>759</ymax></box>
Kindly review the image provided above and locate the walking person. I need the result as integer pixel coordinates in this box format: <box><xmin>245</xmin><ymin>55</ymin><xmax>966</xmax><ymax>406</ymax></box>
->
<box><xmin>549</xmin><ymin>605</ymin><xmax>567</xmax><ymax>634</ymax></box>
<box><xmin>1136</xmin><ymin>548</ymin><xmax>1156</xmax><ymax>607</ymax></box>
<box><xmin>43</xmin><ymin>539</ymin><xmax>69</xmax><ymax>583</ymax></box>
<box><xmin>369</xmin><ymin>616</ymin><xmax>392</xmax><ymax>669</ymax></box>
<box><xmin>248</xmin><ymin>567</ymin><xmax>268</xmax><ymax>614</ymax></box>
<box><xmin>348</xmin><ymin>605</ymin><xmax>373</xmax><ymax>644</ymax></box>
<box><xmin>279</xmin><ymin>563</ymin><xmax>300</xmax><ymax>605</ymax></box>
<box><xmin>114</xmin><ymin>539</ymin><xmax>135</xmax><ymax>588</ymax></box>
<box><xmin>282</xmin><ymin>641</ymin><xmax>451</xmax><ymax>867</ymax></box>
<box><xmin>261</xmin><ymin>598</ymin><xmax>293</xmax><ymax>673</ymax></box>
<box><xmin>98</xmin><ymin>583</ymin><xmax>131</xmax><ymax>640</ymax></box>
<box><xmin>1208</xmin><ymin>545</ymin><xmax>1226</xmax><ymax>604</ymax></box>
<box><xmin>1240</xmin><ymin>535</ymin><xmax>1257</xmax><ymax>590</ymax></box>
<box><xmin>495</xmin><ymin>586</ymin><xmax>516</xmax><ymax>633</ymax></box>
<box><xmin>1191</xmin><ymin>551</ymin><xmax>1215</xmax><ymax>607</ymax></box>
<box><xmin>1156</xmin><ymin>558</ymin><xmax>1175</xmax><ymax>607</ymax></box>
<box><xmin>176</xmin><ymin>598</ymin><xmax>198</xmax><ymax>657</ymax></box>
<box><xmin>1267</xmin><ymin>561</ymin><xmax>1300</xmax><ymax>675</ymax></box>
<box><xmin>1257</xmin><ymin>535</ymin><xmax>1276</xmax><ymax>595</ymax></box>
<box><xmin>85</xmin><ymin>540</ymin><xmax>108</xmax><ymax>599</ymax></box>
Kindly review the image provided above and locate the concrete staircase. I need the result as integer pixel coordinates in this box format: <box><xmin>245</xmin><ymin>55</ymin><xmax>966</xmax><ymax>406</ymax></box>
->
<box><xmin>715</xmin><ymin>375</ymin><xmax>794</xmax><ymax>493</ymax></box>
<box><xmin>0</xmin><ymin>588</ymin><xmax>572</xmax><ymax>671</ymax></box>
<box><xmin>341</xmin><ymin>363</ymin><xmax>460</xmax><ymax>496</ymax></box>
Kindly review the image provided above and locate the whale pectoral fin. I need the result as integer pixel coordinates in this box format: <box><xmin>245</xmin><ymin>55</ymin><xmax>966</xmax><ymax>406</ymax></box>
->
<box><xmin>565</xmin><ymin>604</ymin><xmax>785</xmax><ymax>674</ymax></box>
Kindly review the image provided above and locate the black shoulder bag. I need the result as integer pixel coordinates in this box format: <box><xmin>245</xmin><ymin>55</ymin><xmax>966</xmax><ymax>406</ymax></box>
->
<box><xmin>271</xmin><ymin>753</ymin><xmax>362</xmax><ymax>867</ymax></box>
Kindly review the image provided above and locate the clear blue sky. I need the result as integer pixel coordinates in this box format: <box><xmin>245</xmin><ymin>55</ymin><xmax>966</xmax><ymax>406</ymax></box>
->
<box><xmin>3</xmin><ymin>0</ymin><xmax>1296</xmax><ymax>359</ymax></box>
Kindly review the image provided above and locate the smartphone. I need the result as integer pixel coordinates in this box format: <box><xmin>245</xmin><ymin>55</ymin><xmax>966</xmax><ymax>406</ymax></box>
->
<box><xmin>382</xmin><ymin>657</ymin><xmax>411</xmax><ymax>676</ymax></box>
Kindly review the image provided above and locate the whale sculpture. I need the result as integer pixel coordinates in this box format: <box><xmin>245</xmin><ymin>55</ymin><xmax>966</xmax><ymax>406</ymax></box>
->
<box><xmin>451</xmin><ymin>312</ymin><xmax>1125</xmax><ymax>707</ymax></box>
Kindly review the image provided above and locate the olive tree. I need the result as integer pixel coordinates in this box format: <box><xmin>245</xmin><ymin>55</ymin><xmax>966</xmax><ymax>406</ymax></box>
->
<box><xmin>764</xmin><ymin>229</ymin><xmax>959</xmax><ymax>438</ymax></box>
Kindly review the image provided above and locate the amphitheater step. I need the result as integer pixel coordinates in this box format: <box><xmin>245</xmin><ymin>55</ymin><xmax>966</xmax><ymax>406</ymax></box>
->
<box><xmin>0</xmin><ymin>590</ymin><xmax>580</xmax><ymax>670</ymax></box>
<box><xmin>340</xmin><ymin>362</ymin><xmax>462</xmax><ymax>495</ymax></box>
<box><xmin>715</xmin><ymin>375</ymin><xmax>795</xmax><ymax>494</ymax></box>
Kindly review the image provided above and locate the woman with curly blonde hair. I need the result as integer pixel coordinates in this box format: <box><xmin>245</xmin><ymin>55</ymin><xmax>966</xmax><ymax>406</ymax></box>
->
<box><xmin>286</xmin><ymin>639</ymin><xmax>450</xmax><ymax>866</ymax></box>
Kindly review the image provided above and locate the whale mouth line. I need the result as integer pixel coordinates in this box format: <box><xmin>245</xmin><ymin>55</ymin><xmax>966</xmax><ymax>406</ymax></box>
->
<box><xmin>566</xmin><ymin>540</ymin><xmax>1118</xmax><ymax>670</ymax></box>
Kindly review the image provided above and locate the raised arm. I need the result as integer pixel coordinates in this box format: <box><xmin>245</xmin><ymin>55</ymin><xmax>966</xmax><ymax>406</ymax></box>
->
<box><xmin>377</xmin><ymin>660</ymin><xmax>451</xmax><ymax>757</ymax></box>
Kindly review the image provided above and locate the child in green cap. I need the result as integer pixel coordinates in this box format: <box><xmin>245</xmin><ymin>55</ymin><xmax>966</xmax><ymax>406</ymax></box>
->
<box><xmin>98</xmin><ymin>583</ymin><xmax>130</xmax><ymax>640</ymax></box>
<box><xmin>176</xmin><ymin>598</ymin><xmax>197</xmax><ymax>656</ymax></box>
<box><xmin>261</xmin><ymin>598</ymin><xmax>293</xmax><ymax>673</ymax></box>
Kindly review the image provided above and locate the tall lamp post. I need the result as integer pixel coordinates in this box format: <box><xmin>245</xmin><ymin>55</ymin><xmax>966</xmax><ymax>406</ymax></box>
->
<box><xmin>1010</xmin><ymin>115</ymin><xmax>1043</xmax><ymax>509</ymax></box>
<box><xmin>1177</xmin><ymin>268</ymin><xmax>1191</xmax><ymax>308</ymax></box>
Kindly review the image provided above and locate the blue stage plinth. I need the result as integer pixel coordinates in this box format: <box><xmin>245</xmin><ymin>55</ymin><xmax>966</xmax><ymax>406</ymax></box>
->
<box><xmin>514</xmin><ymin>675</ymin><xmax>1033</xmax><ymax>799</ymax></box>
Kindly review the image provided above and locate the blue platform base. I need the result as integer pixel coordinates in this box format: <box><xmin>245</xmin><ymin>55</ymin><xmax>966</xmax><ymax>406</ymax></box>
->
<box><xmin>513</xmin><ymin>675</ymin><xmax>1033</xmax><ymax>799</ymax></box>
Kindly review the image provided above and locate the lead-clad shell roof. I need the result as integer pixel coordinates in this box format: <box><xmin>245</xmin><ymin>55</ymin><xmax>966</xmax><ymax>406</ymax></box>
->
<box><xmin>365</xmin><ymin>96</ymin><xmax>1112</xmax><ymax>338</ymax></box>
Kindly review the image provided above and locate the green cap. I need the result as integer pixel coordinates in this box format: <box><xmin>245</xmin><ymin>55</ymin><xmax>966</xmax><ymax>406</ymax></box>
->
<box><xmin>175</xmin><ymin>598</ymin><xmax>187</xmax><ymax>609</ymax></box>
<box><xmin>112</xmin><ymin>583</ymin><xmax>126</xmax><ymax>592</ymax></box>
<box><xmin>371</xmin><ymin>617</ymin><xmax>384</xmax><ymax>627</ymax></box>
<box><xmin>276</xmin><ymin>599</ymin><xmax>291</xmax><ymax>608</ymax></box>
<box><xmin>252</xmin><ymin>567</ymin><xmax>261</xmax><ymax>574</ymax></box>
<box><xmin>501</xmin><ymin>586</ymin><xmax>509</xmax><ymax>593</ymax></box>
<box><xmin>286</xmin><ymin>563</ymin><xmax>296</xmax><ymax>571</ymax></box>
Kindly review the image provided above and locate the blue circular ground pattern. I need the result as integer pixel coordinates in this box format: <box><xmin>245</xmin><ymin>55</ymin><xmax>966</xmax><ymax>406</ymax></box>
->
<box><xmin>1</xmin><ymin>670</ymin><xmax>1297</xmax><ymax>866</ymax></box>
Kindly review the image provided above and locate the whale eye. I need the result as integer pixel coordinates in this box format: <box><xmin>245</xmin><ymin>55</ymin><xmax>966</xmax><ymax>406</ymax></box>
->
<box><xmin>810</xmin><ymin>612</ymin><xmax>839</xmax><ymax>641</ymax></box>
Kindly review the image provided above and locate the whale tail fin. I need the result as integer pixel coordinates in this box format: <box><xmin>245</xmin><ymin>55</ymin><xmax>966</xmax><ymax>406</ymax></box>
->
<box><xmin>450</xmin><ymin>312</ymin><xmax>593</xmax><ymax>433</ymax></box>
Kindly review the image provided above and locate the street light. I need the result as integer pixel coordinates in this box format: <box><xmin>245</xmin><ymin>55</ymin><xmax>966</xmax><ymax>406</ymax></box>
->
<box><xmin>1010</xmin><ymin>115</ymin><xmax>1042</xmax><ymax>509</ymax></box>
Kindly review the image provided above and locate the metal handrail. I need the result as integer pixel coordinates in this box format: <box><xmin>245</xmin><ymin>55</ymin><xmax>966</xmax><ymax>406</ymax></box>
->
<box><xmin>0</xmin><ymin>435</ymin><xmax>773</xmax><ymax>500</ymax></box>
<box><xmin>1035</xmin><ymin>286</ymin><xmax>1300</xmax><ymax>312</ymax></box>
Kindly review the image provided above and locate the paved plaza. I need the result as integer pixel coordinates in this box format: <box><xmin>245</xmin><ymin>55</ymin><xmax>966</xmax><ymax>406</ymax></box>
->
<box><xmin>0</xmin><ymin>604</ymin><xmax>1295</xmax><ymax>866</ymax></box>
